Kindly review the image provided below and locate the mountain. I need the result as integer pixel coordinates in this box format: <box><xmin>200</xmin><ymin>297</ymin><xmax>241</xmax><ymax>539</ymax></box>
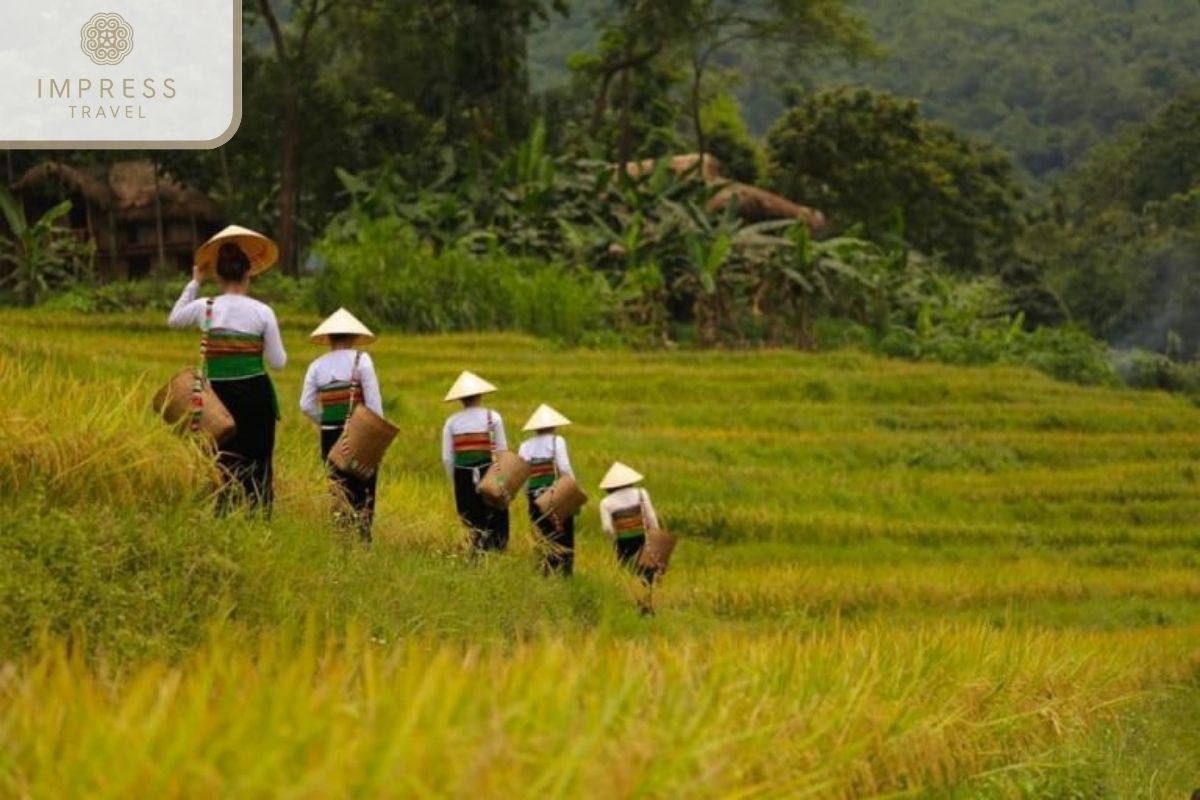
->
<box><xmin>528</xmin><ymin>0</ymin><xmax>1200</xmax><ymax>181</ymax></box>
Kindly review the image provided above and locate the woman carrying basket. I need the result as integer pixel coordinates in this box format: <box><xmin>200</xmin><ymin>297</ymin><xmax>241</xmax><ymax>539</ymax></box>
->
<box><xmin>599</xmin><ymin>462</ymin><xmax>662</xmax><ymax>615</ymax></box>
<box><xmin>441</xmin><ymin>371</ymin><xmax>511</xmax><ymax>553</ymax></box>
<box><xmin>300</xmin><ymin>308</ymin><xmax>383</xmax><ymax>543</ymax></box>
<box><xmin>168</xmin><ymin>225</ymin><xmax>286</xmax><ymax>516</ymax></box>
<box><xmin>518</xmin><ymin>404</ymin><xmax>578</xmax><ymax>576</ymax></box>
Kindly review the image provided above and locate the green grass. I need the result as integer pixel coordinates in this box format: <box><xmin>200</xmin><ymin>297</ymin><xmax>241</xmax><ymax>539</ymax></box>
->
<box><xmin>2</xmin><ymin>308</ymin><xmax>1200</xmax><ymax>797</ymax></box>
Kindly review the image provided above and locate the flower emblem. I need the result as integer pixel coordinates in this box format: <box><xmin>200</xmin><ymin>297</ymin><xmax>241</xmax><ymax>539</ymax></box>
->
<box><xmin>80</xmin><ymin>12</ymin><xmax>134</xmax><ymax>66</ymax></box>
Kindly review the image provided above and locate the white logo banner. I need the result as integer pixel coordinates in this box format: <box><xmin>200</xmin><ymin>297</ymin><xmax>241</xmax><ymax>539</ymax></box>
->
<box><xmin>0</xmin><ymin>0</ymin><xmax>240</xmax><ymax>147</ymax></box>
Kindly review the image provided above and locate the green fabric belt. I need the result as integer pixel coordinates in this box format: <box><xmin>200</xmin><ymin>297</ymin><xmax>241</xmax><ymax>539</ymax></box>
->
<box><xmin>454</xmin><ymin>452</ymin><xmax>492</xmax><ymax>467</ymax></box>
<box><xmin>207</xmin><ymin>354</ymin><xmax>266</xmax><ymax>380</ymax></box>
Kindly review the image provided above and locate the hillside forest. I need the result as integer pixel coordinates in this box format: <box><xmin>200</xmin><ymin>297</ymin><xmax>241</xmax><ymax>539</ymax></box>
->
<box><xmin>3</xmin><ymin>0</ymin><xmax>1200</xmax><ymax>388</ymax></box>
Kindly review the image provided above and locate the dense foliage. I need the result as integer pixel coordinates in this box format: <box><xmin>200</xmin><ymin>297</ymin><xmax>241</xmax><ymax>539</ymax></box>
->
<box><xmin>2</xmin><ymin>0</ymin><xmax>1197</xmax><ymax>389</ymax></box>
<box><xmin>0</xmin><ymin>187</ymin><xmax>94</xmax><ymax>307</ymax></box>
<box><xmin>1025</xmin><ymin>90</ymin><xmax>1200</xmax><ymax>361</ymax></box>
<box><xmin>765</xmin><ymin>87</ymin><xmax>1025</xmax><ymax>274</ymax></box>
<box><xmin>311</xmin><ymin>220</ymin><xmax>611</xmax><ymax>344</ymax></box>
<box><xmin>819</xmin><ymin>0</ymin><xmax>1200</xmax><ymax>183</ymax></box>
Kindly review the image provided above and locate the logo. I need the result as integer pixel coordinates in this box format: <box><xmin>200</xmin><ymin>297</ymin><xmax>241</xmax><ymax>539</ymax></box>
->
<box><xmin>2</xmin><ymin>0</ymin><xmax>240</xmax><ymax>148</ymax></box>
<box><xmin>80</xmin><ymin>12</ymin><xmax>134</xmax><ymax>66</ymax></box>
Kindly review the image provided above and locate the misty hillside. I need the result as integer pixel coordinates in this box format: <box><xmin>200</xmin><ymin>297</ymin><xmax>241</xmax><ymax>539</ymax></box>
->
<box><xmin>529</xmin><ymin>0</ymin><xmax>1200</xmax><ymax>180</ymax></box>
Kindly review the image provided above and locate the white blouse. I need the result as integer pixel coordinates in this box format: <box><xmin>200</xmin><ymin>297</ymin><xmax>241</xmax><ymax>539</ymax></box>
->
<box><xmin>299</xmin><ymin>349</ymin><xmax>383</xmax><ymax>425</ymax></box>
<box><xmin>517</xmin><ymin>434</ymin><xmax>574</xmax><ymax>477</ymax></box>
<box><xmin>599</xmin><ymin>487</ymin><xmax>659</xmax><ymax>541</ymax></box>
<box><xmin>168</xmin><ymin>280</ymin><xmax>286</xmax><ymax>370</ymax></box>
<box><xmin>441</xmin><ymin>407</ymin><xmax>507</xmax><ymax>478</ymax></box>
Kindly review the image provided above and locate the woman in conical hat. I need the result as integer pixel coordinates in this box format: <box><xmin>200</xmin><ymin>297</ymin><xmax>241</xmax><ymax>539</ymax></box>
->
<box><xmin>300</xmin><ymin>308</ymin><xmax>383</xmax><ymax>543</ymax></box>
<box><xmin>440</xmin><ymin>370</ymin><xmax>510</xmax><ymax>552</ymax></box>
<box><xmin>518</xmin><ymin>404</ymin><xmax>578</xmax><ymax>576</ymax></box>
<box><xmin>598</xmin><ymin>461</ymin><xmax>661</xmax><ymax>614</ymax></box>
<box><xmin>168</xmin><ymin>225</ymin><xmax>285</xmax><ymax>516</ymax></box>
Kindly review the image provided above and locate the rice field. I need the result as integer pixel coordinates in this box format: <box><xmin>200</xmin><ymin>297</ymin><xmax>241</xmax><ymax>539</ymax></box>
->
<box><xmin>2</xmin><ymin>308</ymin><xmax>1199</xmax><ymax>798</ymax></box>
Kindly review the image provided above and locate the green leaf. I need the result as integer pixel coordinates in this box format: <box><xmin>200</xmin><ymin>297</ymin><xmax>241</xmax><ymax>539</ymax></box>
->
<box><xmin>334</xmin><ymin>168</ymin><xmax>371</xmax><ymax>197</ymax></box>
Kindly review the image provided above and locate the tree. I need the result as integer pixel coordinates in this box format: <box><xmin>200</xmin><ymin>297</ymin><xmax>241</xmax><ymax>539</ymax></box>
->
<box><xmin>571</xmin><ymin>0</ymin><xmax>873</xmax><ymax>164</ymax></box>
<box><xmin>675</xmin><ymin>0</ymin><xmax>874</xmax><ymax>161</ymax></box>
<box><xmin>248</xmin><ymin>0</ymin><xmax>339</xmax><ymax>275</ymax></box>
<box><xmin>241</xmin><ymin>0</ymin><xmax>572</xmax><ymax>273</ymax></box>
<box><xmin>766</xmin><ymin>87</ymin><xmax>1025</xmax><ymax>274</ymax></box>
<box><xmin>573</xmin><ymin>0</ymin><xmax>692</xmax><ymax>162</ymax></box>
<box><xmin>1027</xmin><ymin>90</ymin><xmax>1200</xmax><ymax>358</ymax></box>
<box><xmin>700</xmin><ymin>92</ymin><xmax>763</xmax><ymax>182</ymax></box>
<box><xmin>410</xmin><ymin>0</ymin><xmax>569</xmax><ymax>147</ymax></box>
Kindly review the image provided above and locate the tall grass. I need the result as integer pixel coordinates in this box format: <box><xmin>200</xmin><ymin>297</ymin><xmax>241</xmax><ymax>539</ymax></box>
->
<box><xmin>2</xmin><ymin>309</ymin><xmax>1200</xmax><ymax>795</ymax></box>
<box><xmin>2</xmin><ymin>624</ymin><xmax>1195</xmax><ymax>799</ymax></box>
<box><xmin>0</xmin><ymin>355</ymin><xmax>211</xmax><ymax>507</ymax></box>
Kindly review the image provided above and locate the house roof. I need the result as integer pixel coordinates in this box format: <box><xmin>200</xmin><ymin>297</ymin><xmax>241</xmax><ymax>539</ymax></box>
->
<box><xmin>615</xmin><ymin>152</ymin><xmax>825</xmax><ymax>232</ymax></box>
<box><xmin>707</xmin><ymin>182</ymin><xmax>826</xmax><ymax>231</ymax></box>
<box><xmin>12</xmin><ymin>159</ymin><xmax>222</xmax><ymax>222</ymax></box>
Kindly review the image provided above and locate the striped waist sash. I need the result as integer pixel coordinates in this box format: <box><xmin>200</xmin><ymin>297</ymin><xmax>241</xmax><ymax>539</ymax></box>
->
<box><xmin>317</xmin><ymin>380</ymin><xmax>357</xmax><ymax>425</ymax></box>
<box><xmin>206</xmin><ymin>329</ymin><xmax>265</xmax><ymax>380</ymax></box>
<box><xmin>610</xmin><ymin>507</ymin><xmax>647</xmax><ymax>540</ymax></box>
<box><xmin>527</xmin><ymin>458</ymin><xmax>555</xmax><ymax>491</ymax></box>
<box><xmin>452</xmin><ymin>431</ymin><xmax>492</xmax><ymax>467</ymax></box>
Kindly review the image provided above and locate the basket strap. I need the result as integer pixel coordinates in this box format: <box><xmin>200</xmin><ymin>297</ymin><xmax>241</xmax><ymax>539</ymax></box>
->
<box><xmin>346</xmin><ymin>350</ymin><xmax>362</xmax><ymax>421</ymax></box>
<box><xmin>487</xmin><ymin>409</ymin><xmax>496</xmax><ymax>458</ymax></box>
<box><xmin>339</xmin><ymin>350</ymin><xmax>363</xmax><ymax>463</ymax></box>
<box><xmin>639</xmin><ymin>488</ymin><xmax>658</xmax><ymax>573</ymax></box>
<box><xmin>548</xmin><ymin>435</ymin><xmax>564</xmax><ymax>531</ymax></box>
<box><xmin>190</xmin><ymin>297</ymin><xmax>214</xmax><ymax>433</ymax></box>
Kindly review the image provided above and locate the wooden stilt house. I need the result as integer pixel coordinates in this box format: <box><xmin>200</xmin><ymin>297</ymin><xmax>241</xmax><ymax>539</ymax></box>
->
<box><xmin>11</xmin><ymin>160</ymin><xmax>225</xmax><ymax>280</ymax></box>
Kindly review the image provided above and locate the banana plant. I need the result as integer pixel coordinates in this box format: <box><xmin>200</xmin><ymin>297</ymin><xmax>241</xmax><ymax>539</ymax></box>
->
<box><xmin>681</xmin><ymin>228</ymin><xmax>733</xmax><ymax>345</ymax></box>
<box><xmin>0</xmin><ymin>186</ymin><xmax>80</xmax><ymax>307</ymax></box>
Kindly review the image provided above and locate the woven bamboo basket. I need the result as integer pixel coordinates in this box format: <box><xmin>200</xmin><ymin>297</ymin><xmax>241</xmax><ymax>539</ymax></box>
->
<box><xmin>329</xmin><ymin>404</ymin><xmax>400</xmax><ymax>480</ymax></box>
<box><xmin>637</xmin><ymin>525</ymin><xmax>678</xmax><ymax>572</ymax></box>
<box><xmin>153</xmin><ymin>367</ymin><xmax>236</xmax><ymax>445</ymax></box>
<box><xmin>534</xmin><ymin>475</ymin><xmax>589</xmax><ymax>520</ymax></box>
<box><xmin>477</xmin><ymin>450</ymin><xmax>531</xmax><ymax>509</ymax></box>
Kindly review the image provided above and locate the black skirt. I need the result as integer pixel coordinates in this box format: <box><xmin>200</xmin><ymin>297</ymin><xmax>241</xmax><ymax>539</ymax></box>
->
<box><xmin>321</xmin><ymin>426</ymin><xmax>377</xmax><ymax>542</ymax></box>
<box><xmin>211</xmin><ymin>374</ymin><xmax>276</xmax><ymax>513</ymax></box>
<box><xmin>528</xmin><ymin>491</ymin><xmax>575</xmax><ymax>576</ymax></box>
<box><xmin>454</xmin><ymin>464</ymin><xmax>509</xmax><ymax>552</ymax></box>
<box><xmin>615</xmin><ymin>535</ymin><xmax>656</xmax><ymax>586</ymax></box>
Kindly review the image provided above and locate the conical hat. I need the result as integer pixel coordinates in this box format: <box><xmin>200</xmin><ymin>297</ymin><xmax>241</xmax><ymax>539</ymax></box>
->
<box><xmin>444</xmin><ymin>370</ymin><xmax>497</xmax><ymax>402</ymax></box>
<box><xmin>599</xmin><ymin>461</ymin><xmax>643</xmax><ymax>490</ymax></box>
<box><xmin>523</xmin><ymin>404</ymin><xmax>572</xmax><ymax>432</ymax></box>
<box><xmin>310</xmin><ymin>308</ymin><xmax>376</xmax><ymax>345</ymax></box>
<box><xmin>195</xmin><ymin>225</ymin><xmax>279</xmax><ymax>277</ymax></box>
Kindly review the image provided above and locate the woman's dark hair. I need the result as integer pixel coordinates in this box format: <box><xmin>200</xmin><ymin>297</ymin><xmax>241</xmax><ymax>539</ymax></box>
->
<box><xmin>215</xmin><ymin>243</ymin><xmax>251</xmax><ymax>283</ymax></box>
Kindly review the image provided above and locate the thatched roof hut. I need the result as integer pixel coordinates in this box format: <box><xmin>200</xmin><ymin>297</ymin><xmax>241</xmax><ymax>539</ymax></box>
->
<box><xmin>613</xmin><ymin>152</ymin><xmax>825</xmax><ymax>232</ymax></box>
<box><xmin>707</xmin><ymin>182</ymin><xmax>826</xmax><ymax>230</ymax></box>
<box><xmin>620</xmin><ymin>153</ymin><xmax>724</xmax><ymax>183</ymax></box>
<box><xmin>13</xmin><ymin>160</ymin><xmax>221</xmax><ymax>223</ymax></box>
<box><xmin>11</xmin><ymin>159</ymin><xmax>224</xmax><ymax>279</ymax></box>
<box><xmin>111</xmin><ymin>161</ymin><xmax>221</xmax><ymax>222</ymax></box>
<box><xmin>12</xmin><ymin>162</ymin><xmax>114</xmax><ymax>208</ymax></box>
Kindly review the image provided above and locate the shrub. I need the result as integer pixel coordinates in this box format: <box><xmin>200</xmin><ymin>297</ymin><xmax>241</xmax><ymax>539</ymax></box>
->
<box><xmin>1004</xmin><ymin>325</ymin><xmax>1120</xmax><ymax>386</ymax></box>
<box><xmin>309</xmin><ymin>217</ymin><xmax>612</xmax><ymax>343</ymax></box>
<box><xmin>1111</xmin><ymin>349</ymin><xmax>1200</xmax><ymax>395</ymax></box>
<box><xmin>39</xmin><ymin>274</ymin><xmax>309</xmax><ymax>314</ymax></box>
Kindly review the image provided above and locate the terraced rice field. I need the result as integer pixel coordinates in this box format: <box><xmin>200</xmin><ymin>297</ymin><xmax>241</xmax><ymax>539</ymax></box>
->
<box><xmin>1</xmin><ymin>308</ymin><xmax>1198</xmax><ymax>797</ymax></box>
